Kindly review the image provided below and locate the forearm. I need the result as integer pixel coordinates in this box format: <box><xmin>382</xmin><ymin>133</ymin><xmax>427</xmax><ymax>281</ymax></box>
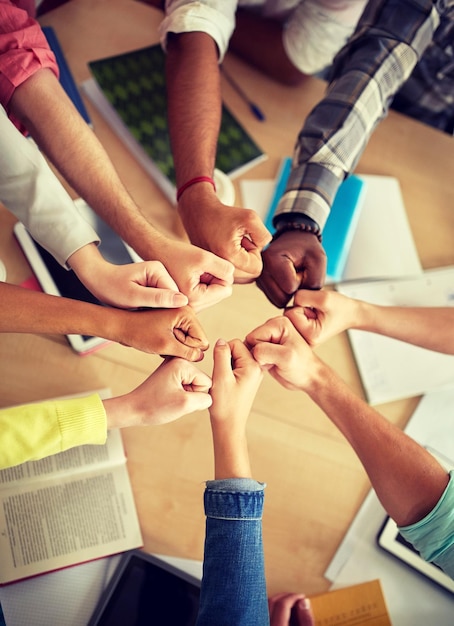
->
<box><xmin>8</xmin><ymin>69</ymin><xmax>165</xmax><ymax>259</ymax></box>
<box><xmin>274</xmin><ymin>0</ymin><xmax>437</xmax><ymax>230</ymax></box>
<box><xmin>166</xmin><ymin>32</ymin><xmax>221</xmax><ymax>186</ymax></box>
<box><xmin>354</xmin><ymin>302</ymin><xmax>454</xmax><ymax>354</ymax></box>
<box><xmin>210</xmin><ymin>421</ymin><xmax>251</xmax><ymax>479</ymax></box>
<box><xmin>305</xmin><ymin>361</ymin><xmax>449</xmax><ymax>526</ymax></box>
<box><xmin>0</xmin><ymin>282</ymin><xmax>123</xmax><ymax>340</ymax></box>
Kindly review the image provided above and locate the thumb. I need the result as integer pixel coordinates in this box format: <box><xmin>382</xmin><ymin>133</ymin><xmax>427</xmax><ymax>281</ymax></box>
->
<box><xmin>130</xmin><ymin>284</ymin><xmax>189</xmax><ymax>308</ymax></box>
<box><xmin>284</xmin><ymin>304</ymin><xmax>314</xmax><ymax>336</ymax></box>
<box><xmin>295</xmin><ymin>597</ymin><xmax>315</xmax><ymax>626</ymax></box>
<box><xmin>181</xmin><ymin>391</ymin><xmax>213</xmax><ymax>414</ymax></box>
<box><xmin>212</xmin><ymin>339</ymin><xmax>233</xmax><ymax>380</ymax></box>
<box><xmin>251</xmin><ymin>341</ymin><xmax>287</xmax><ymax>370</ymax></box>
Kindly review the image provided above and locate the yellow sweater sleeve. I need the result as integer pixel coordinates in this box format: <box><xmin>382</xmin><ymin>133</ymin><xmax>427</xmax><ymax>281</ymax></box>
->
<box><xmin>0</xmin><ymin>394</ymin><xmax>107</xmax><ymax>469</ymax></box>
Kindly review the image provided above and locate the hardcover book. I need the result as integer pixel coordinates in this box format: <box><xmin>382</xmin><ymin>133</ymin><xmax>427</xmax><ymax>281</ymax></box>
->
<box><xmin>82</xmin><ymin>44</ymin><xmax>266</xmax><ymax>203</ymax></box>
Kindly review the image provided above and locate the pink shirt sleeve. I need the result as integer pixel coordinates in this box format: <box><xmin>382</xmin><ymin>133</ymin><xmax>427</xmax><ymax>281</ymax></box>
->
<box><xmin>0</xmin><ymin>0</ymin><xmax>58</xmax><ymax>128</ymax></box>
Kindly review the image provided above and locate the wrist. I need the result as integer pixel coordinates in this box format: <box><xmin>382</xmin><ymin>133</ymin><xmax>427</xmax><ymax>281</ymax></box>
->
<box><xmin>353</xmin><ymin>300</ymin><xmax>377</xmax><ymax>331</ymax></box>
<box><xmin>303</xmin><ymin>357</ymin><xmax>334</xmax><ymax>400</ymax></box>
<box><xmin>176</xmin><ymin>175</ymin><xmax>216</xmax><ymax>202</ymax></box>
<box><xmin>273</xmin><ymin>215</ymin><xmax>322</xmax><ymax>242</ymax></box>
<box><xmin>177</xmin><ymin>178</ymin><xmax>218</xmax><ymax>210</ymax></box>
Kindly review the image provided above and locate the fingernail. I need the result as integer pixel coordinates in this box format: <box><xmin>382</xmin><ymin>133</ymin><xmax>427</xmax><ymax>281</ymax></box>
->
<box><xmin>216</xmin><ymin>338</ymin><xmax>227</xmax><ymax>346</ymax></box>
<box><xmin>172</xmin><ymin>292</ymin><xmax>188</xmax><ymax>306</ymax></box>
<box><xmin>298</xmin><ymin>597</ymin><xmax>311</xmax><ymax>611</ymax></box>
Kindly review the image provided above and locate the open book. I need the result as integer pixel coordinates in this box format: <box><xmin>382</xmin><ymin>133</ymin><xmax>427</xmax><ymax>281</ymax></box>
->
<box><xmin>0</xmin><ymin>428</ymin><xmax>142</xmax><ymax>584</ymax></box>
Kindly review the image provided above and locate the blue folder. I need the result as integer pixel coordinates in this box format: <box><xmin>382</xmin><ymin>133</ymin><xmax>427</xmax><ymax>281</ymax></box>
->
<box><xmin>265</xmin><ymin>157</ymin><xmax>367</xmax><ymax>282</ymax></box>
<box><xmin>42</xmin><ymin>26</ymin><xmax>92</xmax><ymax>126</ymax></box>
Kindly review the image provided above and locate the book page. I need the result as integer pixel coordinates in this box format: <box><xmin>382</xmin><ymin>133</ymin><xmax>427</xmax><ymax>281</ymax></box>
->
<box><xmin>0</xmin><ymin>460</ymin><xmax>142</xmax><ymax>584</ymax></box>
<box><xmin>0</xmin><ymin>429</ymin><xmax>125</xmax><ymax>488</ymax></box>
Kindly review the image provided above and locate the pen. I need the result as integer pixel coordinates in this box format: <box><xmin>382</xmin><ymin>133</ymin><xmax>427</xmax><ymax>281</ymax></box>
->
<box><xmin>221</xmin><ymin>66</ymin><xmax>266</xmax><ymax>122</ymax></box>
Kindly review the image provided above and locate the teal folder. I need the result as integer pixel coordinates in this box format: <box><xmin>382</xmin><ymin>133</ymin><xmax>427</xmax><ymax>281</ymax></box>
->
<box><xmin>266</xmin><ymin>157</ymin><xmax>367</xmax><ymax>282</ymax></box>
<box><xmin>42</xmin><ymin>26</ymin><xmax>91</xmax><ymax>125</ymax></box>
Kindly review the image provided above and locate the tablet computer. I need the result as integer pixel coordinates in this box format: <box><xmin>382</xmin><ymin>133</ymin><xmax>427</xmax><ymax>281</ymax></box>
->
<box><xmin>376</xmin><ymin>448</ymin><xmax>454</xmax><ymax>594</ymax></box>
<box><xmin>87</xmin><ymin>550</ymin><xmax>201</xmax><ymax>626</ymax></box>
<box><xmin>14</xmin><ymin>199</ymin><xmax>140</xmax><ymax>355</ymax></box>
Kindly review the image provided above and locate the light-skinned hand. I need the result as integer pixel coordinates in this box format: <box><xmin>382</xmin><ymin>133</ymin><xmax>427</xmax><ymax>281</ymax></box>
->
<box><xmin>210</xmin><ymin>338</ymin><xmax>263</xmax><ymax>426</ymax></box>
<box><xmin>285</xmin><ymin>288</ymin><xmax>360</xmax><ymax>346</ymax></box>
<box><xmin>69</xmin><ymin>244</ymin><xmax>188</xmax><ymax>309</ymax></box>
<box><xmin>178</xmin><ymin>189</ymin><xmax>272</xmax><ymax>283</ymax></box>
<box><xmin>104</xmin><ymin>357</ymin><xmax>213</xmax><ymax>430</ymax></box>
<box><xmin>257</xmin><ymin>230</ymin><xmax>326</xmax><ymax>308</ymax></box>
<box><xmin>155</xmin><ymin>238</ymin><xmax>235</xmax><ymax>312</ymax></box>
<box><xmin>269</xmin><ymin>593</ymin><xmax>315</xmax><ymax>626</ymax></box>
<box><xmin>245</xmin><ymin>316</ymin><xmax>318</xmax><ymax>392</ymax></box>
<box><xmin>209</xmin><ymin>338</ymin><xmax>263</xmax><ymax>479</ymax></box>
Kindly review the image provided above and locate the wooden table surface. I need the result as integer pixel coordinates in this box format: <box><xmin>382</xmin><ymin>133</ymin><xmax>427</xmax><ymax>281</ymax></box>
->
<box><xmin>0</xmin><ymin>0</ymin><xmax>453</xmax><ymax>597</ymax></box>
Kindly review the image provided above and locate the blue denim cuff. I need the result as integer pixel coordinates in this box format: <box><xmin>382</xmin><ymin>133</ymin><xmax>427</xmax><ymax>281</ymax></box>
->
<box><xmin>204</xmin><ymin>481</ymin><xmax>265</xmax><ymax>520</ymax></box>
<box><xmin>206</xmin><ymin>478</ymin><xmax>265</xmax><ymax>492</ymax></box>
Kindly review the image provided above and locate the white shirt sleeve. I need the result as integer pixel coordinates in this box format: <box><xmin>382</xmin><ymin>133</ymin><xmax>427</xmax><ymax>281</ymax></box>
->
<box><xmin>0</xmin><ymin>106</ymin><xmax>99</xmax><ymax>268</ymax></box>
<box><xmin>283</xmin><ymin>0</ymin><xmax>368</xmax><ymax>74</ymax></box>
<box><xmin>160</xmin><ymin>0</ymin><xmax>237</xmax><ymax>61</ymax></box>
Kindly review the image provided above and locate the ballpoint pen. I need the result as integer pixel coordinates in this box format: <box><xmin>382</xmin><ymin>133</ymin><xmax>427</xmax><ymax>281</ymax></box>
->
<box><xmin>221</xmin><ymin>66</ymin><xmax>266</xmax><ymax>122</ymax></box>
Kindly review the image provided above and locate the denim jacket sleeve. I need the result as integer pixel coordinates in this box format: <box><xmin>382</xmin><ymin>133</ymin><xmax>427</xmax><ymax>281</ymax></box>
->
<box><xmin>196</xmin><ymin>478</ymin><xmax>270</xmax><ymax>626</ymax></box>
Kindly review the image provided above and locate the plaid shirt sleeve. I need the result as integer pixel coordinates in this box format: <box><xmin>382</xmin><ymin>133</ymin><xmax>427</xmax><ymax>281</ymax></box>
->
<box><xmin>274</xmin><ymin>0</ymin><xmax>441</xmax><ymax>231</ymax></box>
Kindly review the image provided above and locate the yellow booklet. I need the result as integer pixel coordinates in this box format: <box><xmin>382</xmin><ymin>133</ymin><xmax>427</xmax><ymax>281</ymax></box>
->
<box><xmin>310</xmin><ymin>579</ymin><xmax>392</xmax><ymax>626</ymax></box>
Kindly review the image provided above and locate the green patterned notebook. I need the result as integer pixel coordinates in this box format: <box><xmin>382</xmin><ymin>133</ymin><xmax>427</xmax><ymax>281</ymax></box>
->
<box><xmin>83</xmin><ymin>44</ymin><xmax>266</xmax><ymax>203</ymax></box>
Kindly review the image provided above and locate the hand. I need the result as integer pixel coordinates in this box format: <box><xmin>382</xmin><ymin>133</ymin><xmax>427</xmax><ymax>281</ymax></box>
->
<box><xmin>69</xmin><ymin>244</ymin><xmax>188</xmax><ymax>309</ymax></box>
<box><xmin>210</xmin><ymin>338</ymin><xmax>263</xmax><ymax>426</ymax></box>
<box><xmin>245</xmin><ymin>316</ymin><xmax>319</xmax><ymax>392</ymax></box>
<box><xmin>269</xmin><ymin>593</ymin><xmax>314</xmax><ymax>626</ymax></box>
<box><xmin>110</xmin><ymin>306</ymin><xmax>209</xmax><ymax>361</ymax></box>
<box><xmin>104</xmin><ymin>357</ymin><xmax>213</xmax><ymax>429</ymax></box>
<box><xmin>209</xmin><ymin>338</ymin><xmax>263</xmax><ymax>478</ymax></box>
<box><xmin>155</xmin><ymin>238</ymin><xmax>235</xmax><ymax>312</ymax></box>
<box><xmin>257</xmin><ymin>230</ymin><xmax>326</xmax><ymax>308</ymax></box>
<box><xmin>285</xmin><ymin>288</ymin><xmax>360</xmax><ymax>346</ymax></box>
<box><xmin>178</xmin><ymin>190</ymin><xmax>272</xmax><ymax>282</ymax></box>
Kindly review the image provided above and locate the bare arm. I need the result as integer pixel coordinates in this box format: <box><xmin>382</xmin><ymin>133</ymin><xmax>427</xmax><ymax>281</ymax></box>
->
<box><xmin>166</xmin><ymin>32</ymin><xmax>221</xmax><ymax>188</ymax></box>
<box><xmin>246</xmin><ymin>316</ymin><xmax>449</xmax><ymax>527</ymax></box>
<box><xmin>209</xmin><ymin>339</ymin><xmax>263</xmax><ymax>478</ymax></box>
<box><xmin>9</xmin><ymin>69</ymin><xmax>234</xmax><ymax>309</ymax></box>
<box><xmin>166</xmin><ymin>32</ymin><xmax>271</xmax><ymax>280</ymax></box>
<box><xmin>0</xmin><ymin>282</ymin><xmax>209</xmax><ymax>361</ymax></box>
<box><xmin>286</xmin><ymin>289</ymin><xmax>454</xmax><ymax>354</ymax></box>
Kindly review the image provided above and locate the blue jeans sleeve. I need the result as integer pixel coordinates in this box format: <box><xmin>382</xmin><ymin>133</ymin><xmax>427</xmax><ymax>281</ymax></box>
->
<box><xmin>196</xmin><ymin>479</ymin><xmax>270</xmax><ymax>626</ymax></box>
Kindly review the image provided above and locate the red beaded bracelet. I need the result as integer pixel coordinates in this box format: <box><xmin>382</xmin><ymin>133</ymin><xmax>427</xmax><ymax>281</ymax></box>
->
<box><xmin>176</xmin><ymin>176</ymin><xmax>216</xmax><ymax>202</ymax></box>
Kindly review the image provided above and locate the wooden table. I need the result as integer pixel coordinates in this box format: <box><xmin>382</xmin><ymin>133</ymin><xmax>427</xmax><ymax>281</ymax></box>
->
<box><xmin>0</xmin><ymin>0</ymin><xmax>453</xmax><ymax>597</ymax></box>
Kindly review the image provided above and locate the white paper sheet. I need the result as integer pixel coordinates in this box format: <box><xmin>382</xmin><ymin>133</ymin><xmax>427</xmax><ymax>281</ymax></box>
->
<box><xmin>241</xmin><ymin>174</ymin><xmax>422</xmax><ymax>283</ymax></box>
